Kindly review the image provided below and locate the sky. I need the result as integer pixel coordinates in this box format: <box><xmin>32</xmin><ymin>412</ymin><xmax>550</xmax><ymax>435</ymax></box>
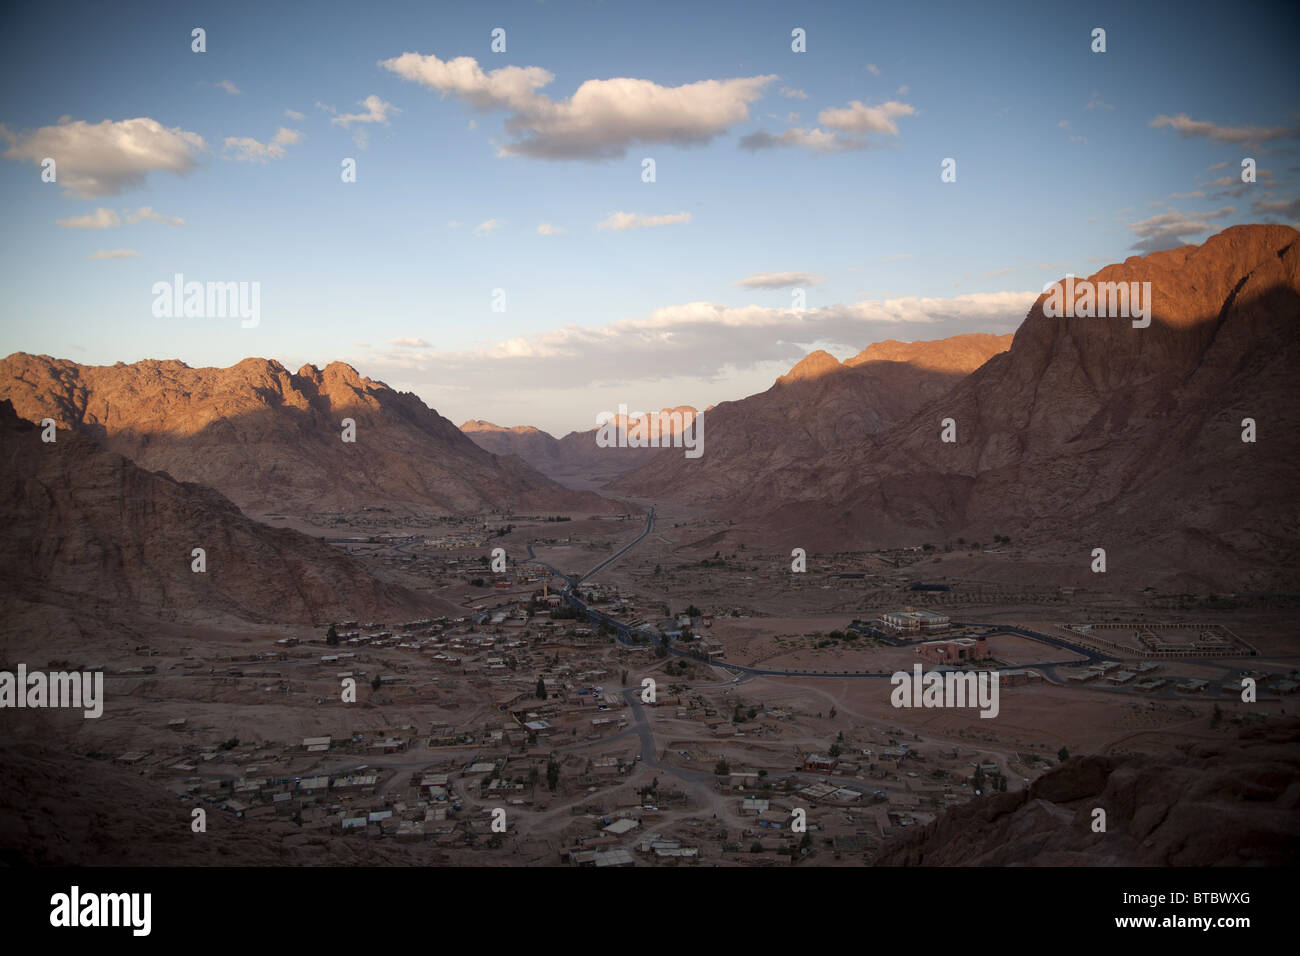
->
<box><xmin>1</xmin><ymin>0</ymin><xmax>1296</xmax><ymax>435</ymax></box>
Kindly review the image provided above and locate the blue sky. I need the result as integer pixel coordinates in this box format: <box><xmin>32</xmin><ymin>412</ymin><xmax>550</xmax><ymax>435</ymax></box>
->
<box><xmin>1</xmin><ymin>0</ymin><xmax>1296</xmax><ymax>434</ymax></box>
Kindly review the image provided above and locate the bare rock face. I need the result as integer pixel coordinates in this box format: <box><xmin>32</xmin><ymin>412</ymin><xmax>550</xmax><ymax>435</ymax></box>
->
<box><xmin>0</xmin><ymin>356</ymin><xmax>619</xmax><ymax>516</ymax></box>
<box><xmin>611</xmin><ymin>332</ymin><xmax>1013</xmax><ymax>503</ymax></box>
<box><xmin>0</xmin><ymin>400</ymin><xmax>442</xmax><ymax>627</ymax></box>
<box><xmin>777</xmin><ymin>349</ymin><xmax>844</xmax><ymax>385</ymax></box>
<box><xmin>616</xmin><ymin>225</ymin><xmax>1300</xmax><ymax>589</ymax></box>
<box><xmin>460</xmin><ymin>420</ymin><xmax>565</xmax><ymax>470</ymax></box>
<box><xmin>876</xmin><ymin>719</ymin><xmax>1300</xmax><ymax>866</ymax></box>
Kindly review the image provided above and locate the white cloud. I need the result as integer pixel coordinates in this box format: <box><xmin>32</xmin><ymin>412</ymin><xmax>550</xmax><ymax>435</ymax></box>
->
<box><xmin>1150</xmin><ymin>113</ymin><xmax>1297</xmax><ymax>145</ymax></box>
<box><xmin>284</xmin><ymin>109</ymin><xmax>306</xmax><ymax>121</ymax></box>
<box><xmin>1252</xmin><ymin>195</ymin><xmax>1300</xmax><ymax>219</ymax></box>
<box><xmin>818</xmin><ymin>100</ymin><xmax>914</xmax><ymax>135</ymax></box>
<box><xmin>866</xmin><ymin>63</ymin><xmax>881</xmax><ymax>75</ymax></box>
<box><xmin>597</xmin><ymin>211</ymin><xmax>691</xmax><ymax>231</ymax></box>
<box><xmin>88</xmin><ymin>249</ymin><xmax>139</xmax><ymax>259</ymax></box>
<box><xmin>735</xmin><ymin>271</ymin><xmax>823</xmax><ymax>289</ymax></box>
<box><xmin>223</xmin><ymin>127</ymin><xmax>301</xmax><ymax>162</ymax></box>
<box><xmin>56</xmin><ymin>208</ymin><xmax>120</xmax><ymax>229</ymax></box>
<box><xmin>57</xmin><ymin>206</ymin><xmax>185</xmax><ymax>228</ymax></box>
<box><xmin>1085</xmin><ymin>92</ymin><xmax>1114</xmax><ymax>110</ymax></box>
<box><xmin>389</xmin><ymin>337</ymin><xmax>430</xmax><ymax>348</ymax></box>
<box><xmin>330</xmin><ymin>93</ymin><xmax>398</xmax><ymax>147</ymax></box>
<box><xmin>537</xmin><ymin>222</ymin><xmax>565</xmax><ymax>235</ymax></box>
<box><xmin>739</xmin><ymin>127</ymin><xmax>858</xmax><ymax>152</ymax></box>
<box><xmin>779</xmin><ymin>87</ymin><xmax>808</xmax><ymax>99</ymax></box>
<box><xmin>354</xmin><ymin>290</ymin><xmax>1040</xmax><ymax>406</ymax></box>
<box><xmin>1128</xmin><ymin>207</ymin><xmax>1236</xmax><ymax>252</ymax></box>
<box><xmin>743</xmin><ymin>99</ymin><xmax>914</xmax><ymax>153</ymax></box>
<box><xmin>1057</xmin><ymin>120</ymin><xmax>1070</xmax><ymax>129</ymax></box>
<box><xmin>896</xmin><ymin>85</ymin><xmax>909</xmax><ymax>96</ymax></box>
<box><xmin>0</xmin><ymin>116</ymin><xmax>204</xmax><ymax>197</ymax></box>
<box><xmin>380</xmin><ymin>52</ymin><xmax>777</xmax><ymax>160</ymax></box>
<box><xmin>473</xmin><ymin>218</ymin><xmax>503</xmax><ymax>236</ymax></box>
<box><xmin>217</xmin><ymin>80</ymin><xmax>241</xmax><ymax>96</ymax></box>
<box><xmin>126</xmin><ymin>206</ymin><xmax>185</xmax><ymax>226</ymax></box>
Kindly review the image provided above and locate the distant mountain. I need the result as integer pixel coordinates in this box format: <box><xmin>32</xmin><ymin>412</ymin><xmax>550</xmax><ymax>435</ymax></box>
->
<box><xmin>0</xmin><ymin>400</ymin><xmax>446</xmax><ymax>627</ymax></box>
<box><xmin>611</xmin><ymin>333</ymin><xmax>1013</xmax><ymax>502</ymax></box>
<box><xmin>460</xmin><ymin>420</ymin><xmax>564</xmax><ymax>469</ymax></box>
<box><xmin>462</xmin><ymin>406</ymin><xmax>700</xmax><ymax>483</ymax></box>
<box><xmin>621</xmin><ymin>225</ymin><xmax>1300</xmax><ymax>589</ymax></box>
<box><xmin>0</xmin><ymin>356</ymin><xmax>620</xmax><ymax>516</ymax></box>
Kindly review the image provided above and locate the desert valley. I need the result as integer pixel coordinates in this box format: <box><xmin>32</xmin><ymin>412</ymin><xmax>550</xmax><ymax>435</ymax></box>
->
<box><xmin>4</xmin><ymin>5</ymin><xmax>1300</xmax><ymax>914</ymax></box>
<box><xmin>2</xmin><ymin>224</ymin><xmax>1297</xmax><ymax>868</ymax></box>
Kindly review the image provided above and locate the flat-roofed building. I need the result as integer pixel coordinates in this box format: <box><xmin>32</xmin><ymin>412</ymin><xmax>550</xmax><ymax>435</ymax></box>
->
<box><xmin>917</xmin><ymin>637</ymin><xmax>990</xmax><ymax>664</ymax></box>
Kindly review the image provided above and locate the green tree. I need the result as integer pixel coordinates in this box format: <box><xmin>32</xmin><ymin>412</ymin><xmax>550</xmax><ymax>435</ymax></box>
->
<box><xmin>325</xmin><ymin>624</ymin><xmax>339</xmax><ymax>646</ymax></box>
<box><xmin>714</xmin><ymin>759</ymin><xmax>730</xmax><ymax>776</ymax></box>
<box><xmin>1057</xmin><ymin>746</ymin><xmax>1070</xmax><ymax>763</ymax></box>
<box><xmin>370</xmin><ymin>674</ymin><xmax>382</xmax><ymax>691</ymax></box>
<box><xmin>546</xmin><ymin>759</ymin><xmax>559</xmax><ymax>792</ymax></box>
<box><xmin>536</xmin><ymin>677</ymin><xmax>547</xmax><ymax>699</ymax></box>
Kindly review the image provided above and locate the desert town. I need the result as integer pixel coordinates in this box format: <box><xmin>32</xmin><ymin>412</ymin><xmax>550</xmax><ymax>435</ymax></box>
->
<box><xmin>9</xmin><ymin>498</ymin><xmax>1288</xmax><ymax>868</ymax></box>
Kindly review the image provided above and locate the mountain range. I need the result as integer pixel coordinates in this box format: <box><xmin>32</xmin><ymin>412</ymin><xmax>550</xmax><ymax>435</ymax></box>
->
<box><xmin>0</xmin><ymin>399</ymin><xmax>445</xmax><ymax>628</ymax></box>
<box><xmin>461</xmin><ymin>406</ymin><xmax>700</xmax><ymax>483</ymax></box>
<box><xmin>0</xmin><ymin>356</ymin><xmax>618</xmax><ymax>517</ymax></box>
<box><xmin>612</xmin><ymin>225</ymin><xmax>1300</xmax><ymax>589</ymax></box>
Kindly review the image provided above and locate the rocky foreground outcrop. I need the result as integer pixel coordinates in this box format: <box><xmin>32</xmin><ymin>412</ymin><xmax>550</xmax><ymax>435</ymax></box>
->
<box><xmin>0</xmin><ymin>743</ymin><xmax>454</xmax><ymax>865</ymax></box>
<box><xmin>877</xmin><ymin>719</ymin><xmax>1300</xmax><ymax>866</ymax></box>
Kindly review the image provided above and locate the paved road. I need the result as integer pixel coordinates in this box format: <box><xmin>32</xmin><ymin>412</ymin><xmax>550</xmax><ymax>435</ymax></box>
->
<box><xmin>576</xmin><ymin>506</ymin><xmax>656</xmax><ymax>586</ymax></box>
<box><xmin>525</xmin><ymin>509</ymin><xmax>1275</xmax><ymax>697</ymax></box>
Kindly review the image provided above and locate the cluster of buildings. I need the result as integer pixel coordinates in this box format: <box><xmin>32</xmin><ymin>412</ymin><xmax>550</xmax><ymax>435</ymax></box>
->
<box><xmin>1061</xmin><ymin>622</ymin><xmax>1256</xmax><ymax>659</ymax></box>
